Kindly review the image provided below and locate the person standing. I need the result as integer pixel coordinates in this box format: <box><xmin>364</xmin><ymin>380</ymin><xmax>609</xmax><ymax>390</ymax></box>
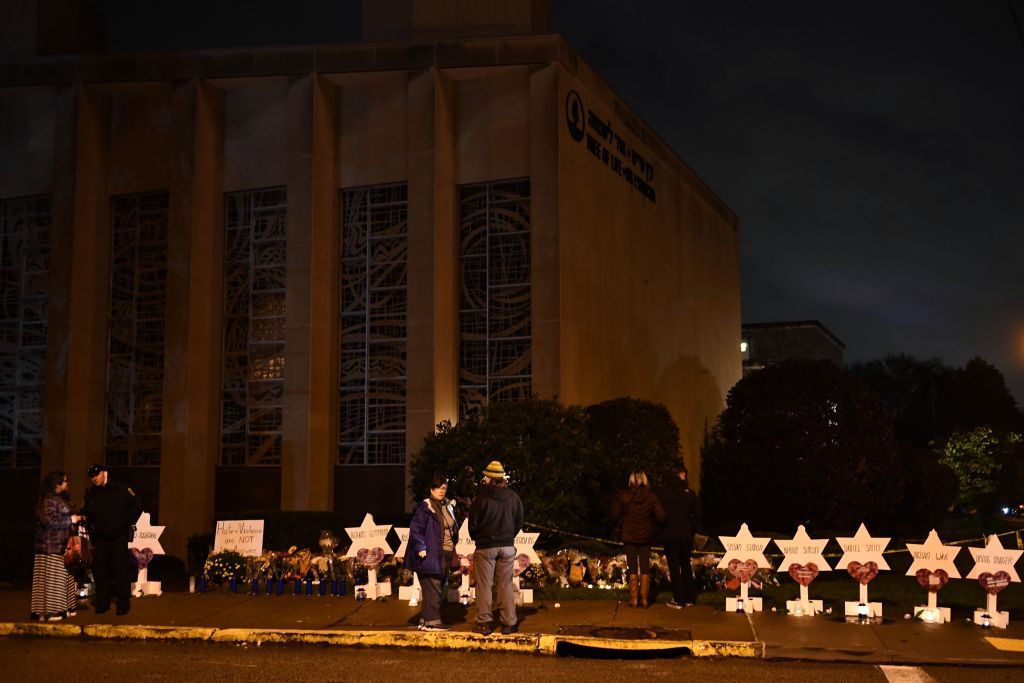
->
<box><xmin>468</xmin><ymin>460</ymin><xmax>523</xmax><ymax>635</ymax></box>
<box><xmin>656</xmin><ymin>462</ymin><xmax>702</xmax><ymax>608</ymax></box>
<box><xmin>82</xmin><ymin>464</ymin><xmax>142</xmax><ymax>616</ymax></box>
<box><xmin>406</xmin><ymin>473</ymin><xmax>459</xmax><ymax>632</ymax></box>
<box><xmin>31</xmin><ymin>471</ymin><xmax>82</xmax><ymax>621</ymax></box>
<box><xmin>611</xmin><ymin>470</ymin><xmax>666</xmax><ymax>608</ymax></box>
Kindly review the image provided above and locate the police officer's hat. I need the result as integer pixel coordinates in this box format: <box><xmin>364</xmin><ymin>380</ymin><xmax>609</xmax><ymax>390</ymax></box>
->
<box><xmin>86</xmin><ymin>463</ymin><xmax>108</xmax><ymax>477</ymax></box>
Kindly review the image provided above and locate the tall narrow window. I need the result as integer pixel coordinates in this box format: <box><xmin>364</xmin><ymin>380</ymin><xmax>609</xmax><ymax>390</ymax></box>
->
<box><xmin>0</xmin><ymin>195</ymin><xmax>50</xmax><ymax>469</ymax></box>
<box><xmin>458</xmin><ymin>179</ymin><xmax>532</xmax><ymax>419</ymax></box>
<box><xmin>221</xmin><ymin>188</ymin><xmax>287</xmax><ymax>466</ymax></box>
<box><xmin>105</xmin><ymin>192</ymin><xmax>168</xmax><ymax>467</ymax></box>
<box><xmin>339</xmin><ymin>184</ymin><xmax>408</xmax><ymax>465</ymax></box>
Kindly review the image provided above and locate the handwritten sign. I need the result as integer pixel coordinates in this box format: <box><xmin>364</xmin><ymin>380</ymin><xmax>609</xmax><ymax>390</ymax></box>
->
<box><xmin>717</xmin><ymin>523</ymin><xmax>772</xmax><ymax>574</ymax></box>
<box><xmin>213</xmin><ymin>519</ymin><xmax>264</xmax><ymax>557</ymax></box>
<box><xmin>967</xmin><ymin>534</ymin><xmax>1022</xmax><ymax>583</ymax></box>
<box><xmin>906</xmin><ymin>529</ymin><xmax>961</xmax><ymax>579</ymax></box>
<box><xmin>343</xmin><ymin>513</ymin><xmax>394</xmax><ymax>559</ymax></box>
<box><xmin>774</xmin><ymin>525</ymin><xmax>831</xmax><ymax>574</ymax></box>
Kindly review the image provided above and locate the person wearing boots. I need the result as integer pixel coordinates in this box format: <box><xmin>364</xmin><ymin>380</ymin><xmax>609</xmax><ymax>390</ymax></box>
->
<box><xmin>656</xmin><ymin>462</ymin><xmax>702</xmax><ymax>608</ymax></box>
<box><xmin>611</xmin><ymin>471</ymin><xmax>666</xmax><ymax>608</ymax></box>
<box><xmin>82</xmin><ymin>464</ymin><xmax>142</xmax><ymax>616</ymax></box>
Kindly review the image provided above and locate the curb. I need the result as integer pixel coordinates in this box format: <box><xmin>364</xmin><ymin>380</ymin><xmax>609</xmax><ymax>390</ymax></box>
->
<box><xmin>0</xmin><ymin>621</ymin><xmax>759</xmax><ymax>657</ymax></box>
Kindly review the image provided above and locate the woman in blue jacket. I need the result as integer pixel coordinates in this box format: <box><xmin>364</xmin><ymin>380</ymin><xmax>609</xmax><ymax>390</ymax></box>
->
<box><xmin>406</xmin><ymin>473</ymin><xmax>459</xmax><ymax>631</ymax></box>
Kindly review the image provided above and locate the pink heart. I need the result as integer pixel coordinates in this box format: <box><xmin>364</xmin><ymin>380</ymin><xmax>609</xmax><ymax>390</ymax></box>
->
<box><xmin>788</xmin><ymin>562</ymin><xmax>819</xmax><ymax>587</ymax></box>
<box><xmin>915</xmin><ymin>568</ymin><xmax>949</xmax><ymax>593</ymax></box>
<box><xmin>978</xmin><ymin>571</ymin><xmax>1011</xmax><ymax>595</ymax></box>
<box><xmin>512</xmin><ymin>553</ymin><xmax>530</xmax><ymax>577</ymax></box>
<box><xmin>131</xmin><ymin>547</ymin><xmax>154</xmax><ymax>569</ymax></box>
<box><xmin>355</xmin><ymin>547</ymin><xmax>386</xmax><ymax>569</ymax></box>
<box><xmin>847</xmin><ymin>561</ymin><xmax>879</xmax><ymax>585</ymax></box>
<box><xmin>727</xmin><ymin>559</ymin><xmax>758</xmax><ymax>583</ymax></box>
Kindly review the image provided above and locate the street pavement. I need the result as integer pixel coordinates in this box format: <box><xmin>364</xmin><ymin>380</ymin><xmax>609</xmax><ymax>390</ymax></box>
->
<box><xmin>1</xmin><ymin>588</ymin><xmax>1024</xmax><ymax>666</ymax></box>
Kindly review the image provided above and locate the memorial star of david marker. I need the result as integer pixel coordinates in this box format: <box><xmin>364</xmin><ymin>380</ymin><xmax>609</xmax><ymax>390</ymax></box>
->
<box><xmin>774</xmin><ymin>525</ymin><xmax>831</xmax><ymax>616</ymax></box>
<box><xmin>512</xmin><ymin>530</ymin><xmax>541</xmax><ymax>605</ymax></box>
<box><xmin>836</xmin><ymin>523</ymin><xmax>890</xmax><ymax>618</ymax></box>
<box><xmin>129</xmin><ymin>512</ymin><xmax>165</xmax><ymax>597</ymax></box>
<box><xmin>966</xmin><ymin>534</ymin><xmax>1023</xmax><ymax>628</ymax></box>
<box><xmin>451</xmin><ymin>519</ymin><xmax>477</xmax><ymax>604</ymax></box>
<box><xmin>717</xmin><ymin>523</ymin><xmax>772</xmax><ymax>613</ymax></box>
<box><xmin>343</xmin><ymin>513</ymin><xmax>394</xmax><ymax>600</ymax></box>
<box><xmin>905</xmin><ymin>529</ymin><xmax>960</xmax><ymax>623</ymax></box>
<box><xmin>392</xmin><ymin>527</ymin><xmax>421</xmax><ymax>606</ymax></box>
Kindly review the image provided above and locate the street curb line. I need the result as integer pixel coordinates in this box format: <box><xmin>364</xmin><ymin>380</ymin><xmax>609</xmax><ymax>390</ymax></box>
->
<box><xmin>3</xmin><ymin>622</ymin><xmax>82</xmax><ymax>638</ymax></box>
<box><xmin>0</xmin><ymin>621</ymin><xmax>761</xmax><ymax>658</ymax></box>
<box><xmin>211</xmin><ymin>628</ymin><xmax>541</xmax><ymax>653</ymax></box>
<box><xmin>82</xmin><ymin>624</ymin><xmax>217</xmax><ymax>641</ymax></box>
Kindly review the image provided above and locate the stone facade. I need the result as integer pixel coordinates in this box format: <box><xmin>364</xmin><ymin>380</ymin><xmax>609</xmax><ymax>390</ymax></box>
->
<box><xmin>0</xmin><ymin>34</ymin><xmax>741</xmax><ymax>558</ymax></box>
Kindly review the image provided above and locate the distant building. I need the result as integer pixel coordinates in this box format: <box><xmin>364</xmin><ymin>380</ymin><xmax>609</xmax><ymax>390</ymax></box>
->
<box><xmin>0</xmin><ymin>0</ymin><xmax>741</xmax><ymax>558</ymax></box>
<box><xmin>741</xmin><ymin>321</ymin><xmax>845</xmax><ymax>376</ymax></box>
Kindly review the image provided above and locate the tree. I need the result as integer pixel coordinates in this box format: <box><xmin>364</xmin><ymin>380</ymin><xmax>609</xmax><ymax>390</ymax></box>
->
<box><xmin>586</xmin><ymin>397</ymin><xmax>682</xmax><ymax>536</ymax></box>
<box><xmin>408</xmin><ymin>398</ymin><xmax>597</xmax><ymax>535</ymax></box>
<box><xmin>702</xmin><ymin>359</ymin><xmax>902</xmax><ymax>532</ymax></box>
<box><xmin>951</xmin><ymin>357</ymin><xmax>1024</xmax><ymax>434</ymax></box>
<box><xmin>408</xmin><ymin>396</ymin><xmax>683</xmax><ymax>539</ymax></box>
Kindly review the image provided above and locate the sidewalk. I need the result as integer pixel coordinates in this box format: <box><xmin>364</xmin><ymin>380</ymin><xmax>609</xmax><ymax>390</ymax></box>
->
<box><xmin>2</xmin><ymin>589</ymin><xmax>1024</xmax><ymax>665</ymax></box>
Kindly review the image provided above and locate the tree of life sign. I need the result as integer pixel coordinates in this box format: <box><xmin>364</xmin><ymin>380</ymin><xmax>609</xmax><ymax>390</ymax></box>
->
<box><xmin>343</xmin><ymin>513</ymin><xmax>394</xmax><ymax>600</ymax></box>
<box><xmin>718</xmin><ymin>523</ymin><xmax>772</xmax><ymax>613</ymax></box>
<box><xmin>774</xmin><ymin>525</ymin><xmax>831</xmax><ymax>616</ymax></box>
<box><xmin>836</xmin><ymin>523</ymin><xmax>890</xmax><ymax>619</ymax></box>
<box><xmin>966</xmin><ymin>534</ymin><xmax>1022</xmax><ymax>629</ymax></box>
<box><xmin>906</xmin><ymin>529</ymin><xmax>961</xmax><ymax>624</ymax></box>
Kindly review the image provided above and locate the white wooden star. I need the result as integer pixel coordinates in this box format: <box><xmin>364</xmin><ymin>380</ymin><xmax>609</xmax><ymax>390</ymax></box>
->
<box><xmin>717</xmin><ymin>523</ymin><xmax>772</xmax><ymax>570</ymax></box>
<box><xmin>836</xmin><ymin>523</ymin><xmax>891</xmax><ymax>571</ymax></box>
<box><xmin>129</xmin><ymin>512</ymin><xmax>165</xmax><ymax>555</ymax></box>
<box><xmin>514</xmin><ymin>530</ymin><xmax>541</xmax><ymax>564</ymax></box>
<box><xmin>906</xmin><ymin>529</ymin><xmax>961</xmax><ymax>578</ymax></box>
<box><xmin>774</xmin><ymin>525</ymin><xmax>831</xmax><ymax>572</ymax></box>
<box><xmin>393</xmin><ymin>527</ymin><xmax>410</xmax><ymax>560</ymax></box>
<box><xmin>342</xmin><ymin>513</ymin><xmax>394</xmax><ymax>558</ymax></box>
<box><xmin>454</xmin><ymin>519</ymin><xmax>476</xmax><ymax>557</ymax></box>
<box><xmin>966</xmin><ymin>534</ymin><xmax>1022</xmax><ymax>582</ymax></box>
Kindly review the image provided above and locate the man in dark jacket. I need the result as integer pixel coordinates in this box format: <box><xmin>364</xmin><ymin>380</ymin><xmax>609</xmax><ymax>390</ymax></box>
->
<box><xmin>656</xmin><ymin>462</ymin><xmax>702</xmax><ymax>608</ymax></box>
<box><xmin>468</xmin><ymin>460</ymin><xmax>523</xmax><ymax>635</ymax></box>
<box><xmin>82</xmin><ymin>464</ymin><xmax>143</xmax><ymax>615</ymax></box>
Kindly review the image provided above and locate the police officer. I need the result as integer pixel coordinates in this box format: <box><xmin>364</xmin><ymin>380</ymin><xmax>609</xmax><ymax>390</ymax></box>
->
<box><xmin>82</xmin><ymin>464</ymin><xmax>142</xmax><ymax>615</ymax></box>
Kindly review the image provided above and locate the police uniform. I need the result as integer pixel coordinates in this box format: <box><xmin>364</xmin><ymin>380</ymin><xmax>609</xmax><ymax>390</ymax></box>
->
<box><xmin>83</xmin><ymin>468</ymin><xmax>142</xmax><ymax>615</ymax></box>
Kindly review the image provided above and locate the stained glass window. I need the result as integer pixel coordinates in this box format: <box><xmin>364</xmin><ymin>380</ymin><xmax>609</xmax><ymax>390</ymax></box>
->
<box><xmin>221</xmin><ymin>188</ymin><xmax>287</xmax><ymax>466</ymax></box>
<box><xmin>105</xmin><ymin>192</ymin><xmax>168</xmax><ymax>467</ymax></box>
<box><xmin>0</xmin><ymin>195</ymin><xmax>50</xmax><ymax>469</ymax></box>
<box><xmin>458</xmin><ymin>179</ymin><xmax>532</xmax><ymax>420</ymax></box>
<box><xmin>339</xmin><ymin>184</ymin><xmax>408</xmax><ymax>465</ymax></box>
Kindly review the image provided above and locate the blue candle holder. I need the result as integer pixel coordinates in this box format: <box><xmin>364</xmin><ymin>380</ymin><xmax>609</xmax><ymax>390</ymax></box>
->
<box><xmin>293</xmin><ymin>579</ymin><xmax>302</xmax><ymax>596</ymax></box>
<box><xmin>340</xmin><ymin>578</ymin><xmax>346</xmax><ymax>596</ymax></box>
<box><xmin>251</xmin><ymin>579</ymin><xmax>259</xmax><ymax>595</ymax></box>
<box><xmin>266</xmin><ymin>578</ymin><xmax>274</xmax><ymax>595</ymax></box>
<box><xmin>276</xmin><ymin>578</ymin><xmax>284</xmax><ymax>596</ymax></box>
<box><xmin>305</xmin><ymin>579</ymin><xmax>313</xmax><ymax>596</ymax></box>
<box><xmin>198</xmin><ymin>577</ymin><xmax>207</xmax><ymax>593</ymax></box>
<box><xmin>319</xmin><ymin>580</ymin><xmax>327</xmax><ymax>596</ymax></box>
<box><xmin>230</xmin><ymin>578</ymin><xmax>237</xmax><ymax>593</ymax></box>
<box><xmin>330</xmin><ymin>579</ymin><xmax>338</xmax><ymax>596</ymax></box>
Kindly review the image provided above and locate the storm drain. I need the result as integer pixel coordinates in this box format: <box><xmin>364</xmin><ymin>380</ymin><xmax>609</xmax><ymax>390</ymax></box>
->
<box><xmin>554</xmin><ymin>625</ymin><xmax>692</xmax><ymax>659</ymax></box>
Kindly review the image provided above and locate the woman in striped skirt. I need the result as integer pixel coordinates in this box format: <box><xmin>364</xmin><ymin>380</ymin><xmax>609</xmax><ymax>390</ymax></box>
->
<box><xmin>31</xmin><ymin>471</ymin><xmax>81</xmax><ymax>622</ymax></box>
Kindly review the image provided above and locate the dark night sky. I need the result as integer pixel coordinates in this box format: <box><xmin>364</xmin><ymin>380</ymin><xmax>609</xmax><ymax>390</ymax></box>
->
<box><xmin>94</xmin><ymin>1</ymin><xmax>1024</xmax><ymax>402</ymax></box>
<box><xmin>551</xmin><ymin>1</ymin><xmax>1024</xmax><ymax>403</ymax></box>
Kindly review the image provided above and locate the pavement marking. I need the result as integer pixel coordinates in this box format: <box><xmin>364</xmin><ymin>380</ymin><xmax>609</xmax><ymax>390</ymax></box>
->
<box><xmin>878</xmin><ymin>665</ymin><xmax>936</xmax><ymax>683</ymax></box>
<box><xmin>984</xmin><ymin>637</ymin><xmax>1024</xmax><ymax>652</ymax></box>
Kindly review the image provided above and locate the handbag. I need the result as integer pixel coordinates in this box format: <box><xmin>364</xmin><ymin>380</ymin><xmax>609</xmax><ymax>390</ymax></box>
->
<box><xmin>64</xmin><ymin>524</ymin><xmax>92</xmax><ymax>569</ymax></box>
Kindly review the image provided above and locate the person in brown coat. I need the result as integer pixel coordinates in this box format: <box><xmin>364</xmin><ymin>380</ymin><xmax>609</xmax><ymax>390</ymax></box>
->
<box><xmin>611</xmin><ymin>471</ymin><xmax>666</xmax><ymax>608</ymax></box>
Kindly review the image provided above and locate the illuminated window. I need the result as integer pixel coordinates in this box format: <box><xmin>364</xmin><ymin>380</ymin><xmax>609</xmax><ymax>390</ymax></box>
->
<box><xmin>0</xmin><ymin>195</ymin><xmax>50</xmax><ymax>469</ymax></box>
<box><xmin>339</xmin><ymin>184</ymin><xmax>408</xmax><ymax>465</ymax></box>
<box><xmin>221</xmin><ymin>188</ymin><xmax>287</xmax><ymax>466</ymax></box>
<box><xmin>458</xmin><ymin>179</ymin><xmax>531</xmax><ymax>420</ymax></box>
<box><xmin>105</xmin><ymin>192</ymin><xmax>168</xmax><ymax>467</ymax></box>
